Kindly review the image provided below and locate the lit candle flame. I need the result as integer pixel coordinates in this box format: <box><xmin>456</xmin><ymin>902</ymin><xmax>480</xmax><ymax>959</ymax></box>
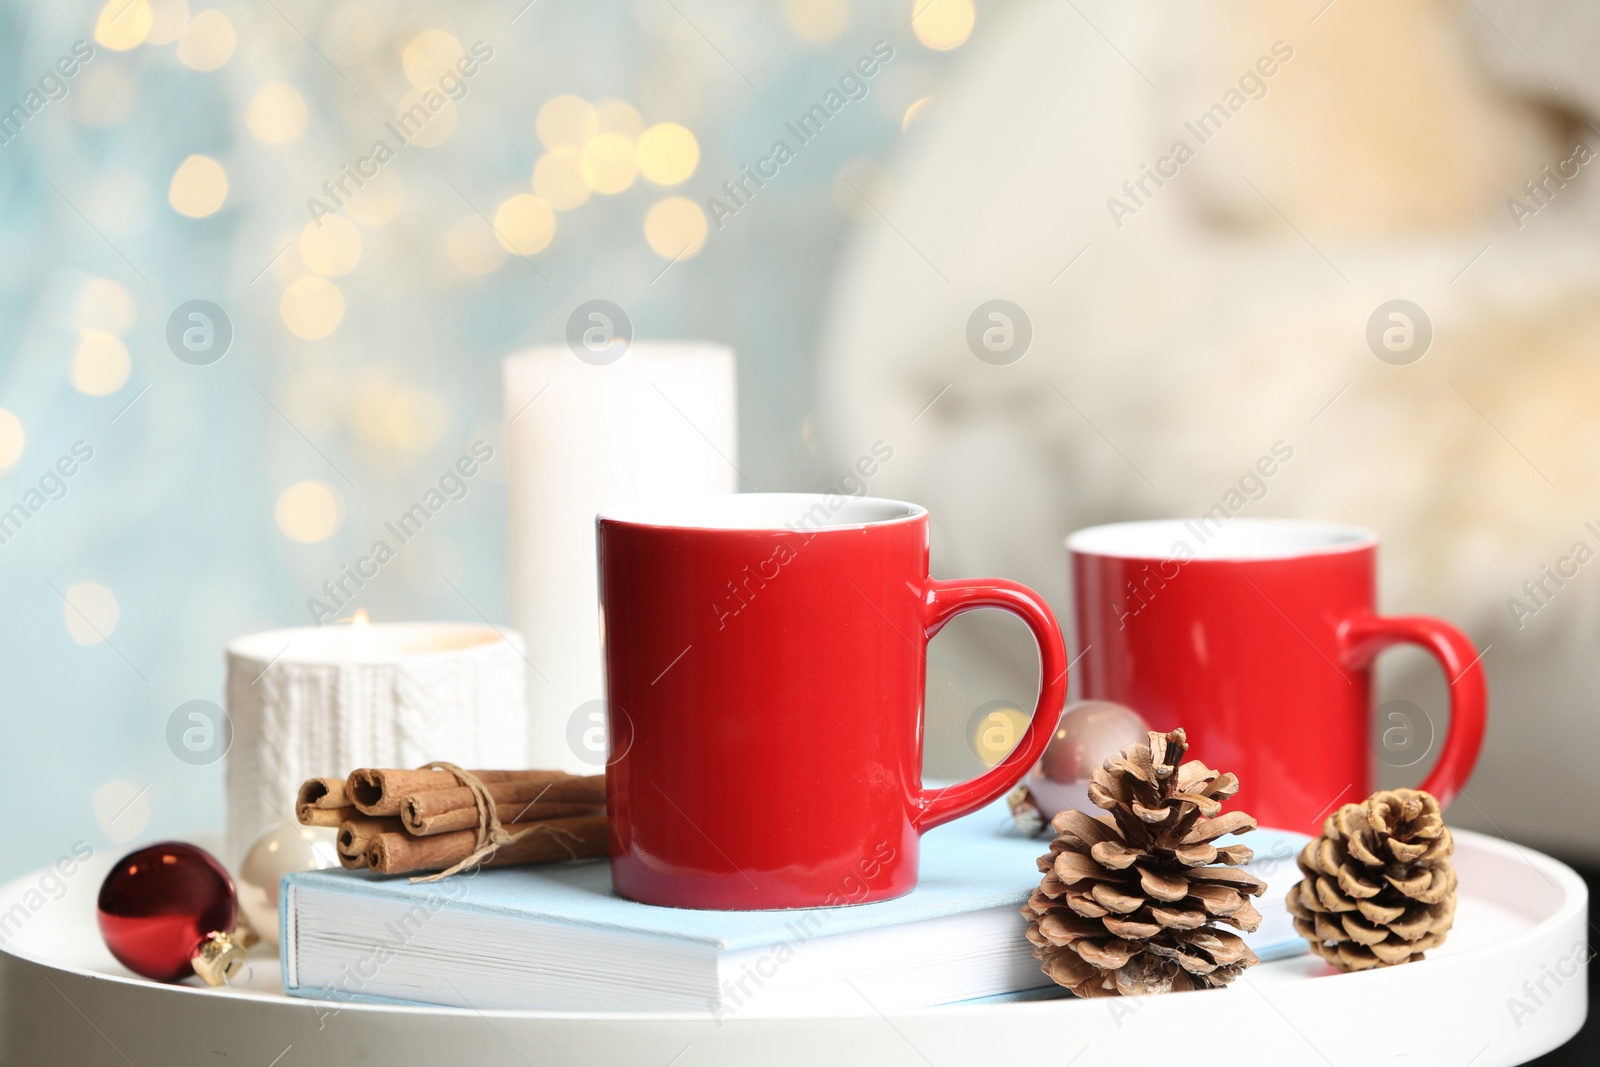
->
<box><xmin>352</xmin><ymin>608</ymin><xmax>370</xmax><ymax>628</ymax></box>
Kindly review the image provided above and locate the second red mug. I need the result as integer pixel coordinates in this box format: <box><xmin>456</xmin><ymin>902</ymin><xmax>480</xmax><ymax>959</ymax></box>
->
<box><xmin>598</xmin><ymin>493</ymin><xmax>1068</xmax><ymax>910</ymax></box>
<box><xmin>1069</xmin><ymin>518</ymin><xmax>1488</xmax><ymax>834</ymax></box>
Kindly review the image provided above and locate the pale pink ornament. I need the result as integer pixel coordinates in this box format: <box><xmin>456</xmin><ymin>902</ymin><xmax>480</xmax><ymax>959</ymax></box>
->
<box><xmin>1009</xmin><ymin>700</ymin><xmax>1150</xmax><ymax>834</ymax></box>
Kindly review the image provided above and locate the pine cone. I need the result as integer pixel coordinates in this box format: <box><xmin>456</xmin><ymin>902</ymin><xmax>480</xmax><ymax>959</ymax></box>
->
<box><xmin>1285</xmin><ymin>788</ymin><xmax>1456</xmax><ymax>971</ymax></box>
<box><xmin>1021</xmin><ymin>728</ymin><xmax>1265</xmax><ymax>997</ymax></box>
<box><xmin>1007</xmin><ymin>784</ymin><xmax>1047</xmax><ymax>837</ymax></box>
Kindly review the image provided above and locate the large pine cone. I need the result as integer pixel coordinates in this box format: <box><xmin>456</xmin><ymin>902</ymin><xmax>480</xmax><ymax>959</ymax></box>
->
<box><xmin>1285</xmin><ymin>788</ymin><xmax>1456</xmax><ymax>971</ymax></box>
<box><xmin>1022</xmin><ymin>729</ymin><xmax>1266</xmax><ymax>997</ymax></box>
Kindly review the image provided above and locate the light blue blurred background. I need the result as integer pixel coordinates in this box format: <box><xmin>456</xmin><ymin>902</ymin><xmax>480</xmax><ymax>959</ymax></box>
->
<box><xmin>0</xmin><ymin>0</ymin><xmax>958</xmax><ymax>880</ymax></box>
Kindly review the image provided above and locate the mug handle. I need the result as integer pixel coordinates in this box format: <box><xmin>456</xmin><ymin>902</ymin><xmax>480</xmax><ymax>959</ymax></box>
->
<box><xmin>1338</xmin><ymin>614</ymin><xmax>1488</xmax><ymax>809</ymax></box>
<box><xmin>913</xmin><ymin>577</ymin><xmax>1069</xmax><ymax>831</ymax></box>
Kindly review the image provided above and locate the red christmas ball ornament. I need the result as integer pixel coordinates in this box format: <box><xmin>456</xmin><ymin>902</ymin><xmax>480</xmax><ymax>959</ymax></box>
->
<box><xmin>97</xmin><ymin>842</ymin><xmax>247</xmax><ymax>985</ymax></box>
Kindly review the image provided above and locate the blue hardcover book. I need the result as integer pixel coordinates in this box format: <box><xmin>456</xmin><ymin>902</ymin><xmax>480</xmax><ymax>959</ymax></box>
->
<box><xmin>281</xmin><ymin>801</ymin><xmax>1307</xmax><ymax>1015</ymax></box>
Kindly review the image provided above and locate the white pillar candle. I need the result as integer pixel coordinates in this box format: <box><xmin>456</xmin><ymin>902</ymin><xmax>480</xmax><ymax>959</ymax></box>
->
<box><xmin>223</xmin><ymin>618</ymin><xmax>527</xmax><ymax>864</ymax></box>
<box><xmin>504</xmin><ymin>342</ymin><xmax>737</xmax><ymax>772</ymax></box>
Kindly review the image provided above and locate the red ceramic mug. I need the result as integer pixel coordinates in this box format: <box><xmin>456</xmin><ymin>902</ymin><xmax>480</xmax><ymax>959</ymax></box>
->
<box><xmin>1069</xmin><ymin>519</ymin><xmax>1487</xmax><ymax>834</ymax></box>
<box><xmin>598</xmin><ymin>493</ymin><xmax>1068</xmax><ymax>910</ymax></box>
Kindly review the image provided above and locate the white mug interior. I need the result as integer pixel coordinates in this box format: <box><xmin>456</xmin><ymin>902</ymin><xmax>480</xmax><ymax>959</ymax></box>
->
<box><xmin>1066</xmin><ymin>518</ymin><xmax>1378</xmax><ymax>561</ymax></box>
<box><xmin>597</xmin><ymin>492</ymin><xmax>926</xmax><ymax>531</ymax></box>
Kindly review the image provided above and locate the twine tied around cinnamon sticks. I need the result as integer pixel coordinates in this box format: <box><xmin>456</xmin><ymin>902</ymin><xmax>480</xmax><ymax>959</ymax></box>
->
<box><xmin>296</xmin><ymin>765</ymin><xmax>607</xmax><ymax>879</ymax></box>
<box><xmin>407</xmin><ymin>762</ymin><xmax>579</xmax><ymax>883</ymax></box>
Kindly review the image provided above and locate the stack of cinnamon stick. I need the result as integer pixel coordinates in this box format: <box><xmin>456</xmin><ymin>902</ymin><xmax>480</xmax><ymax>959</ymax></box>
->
<box><xmin>296</xmin><ymin>767</ymin><xmax>607</xmax><ymax>876</ymax></box>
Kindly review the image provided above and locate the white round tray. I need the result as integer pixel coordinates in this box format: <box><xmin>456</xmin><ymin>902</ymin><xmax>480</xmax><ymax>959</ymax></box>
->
<box><xmin>0</xmin><ymin>828</ymin><xmax>1586</xmax><ymax>1066</ymax></box>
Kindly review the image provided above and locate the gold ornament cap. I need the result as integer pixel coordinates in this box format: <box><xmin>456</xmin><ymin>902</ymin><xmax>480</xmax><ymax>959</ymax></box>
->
<box><xmin>191</xmin><ymin>931</ymin><xmax>247</xmax><ymax>986</ymax></box>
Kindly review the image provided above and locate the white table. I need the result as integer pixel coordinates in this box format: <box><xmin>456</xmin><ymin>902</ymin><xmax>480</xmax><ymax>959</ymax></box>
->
<box><xmin>0</xmin><ymin>829</ymin><xmax>1586</xmax><ymax>1065</ymax></box>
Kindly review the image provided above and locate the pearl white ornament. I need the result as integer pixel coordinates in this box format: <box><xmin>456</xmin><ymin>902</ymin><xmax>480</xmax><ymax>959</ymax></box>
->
<box><xmin>236</xmin><ymin>825</ymin><xmax>339</xmax><ymax>949</ymax></box>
